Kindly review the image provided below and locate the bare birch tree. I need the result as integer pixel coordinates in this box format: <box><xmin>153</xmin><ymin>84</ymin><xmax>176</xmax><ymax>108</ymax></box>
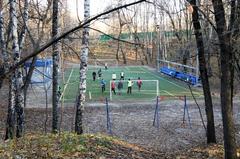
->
<box><xmin>0</xmin><ymin>0</ymin><xmax>4</xmax><ymax>88</ymax></box>
<box><xmin>5</xmin><ymin>0</ymin><xmax>25</xmax><ymax>139</ymax></box>
<box><xmin>52</xmin><ymin>0</ymin><xmax>60</xmax><ymax>133</ymax></box>
<box><xmin>15</xmin><ymin>0</ymin><xmax>30</xmax><ymax>138</ymax></box>
<box><xmin>0</xmin><ymin>0</ymin><xmax>7</xmax><ymax>67</ymax></box>
<box><xmin>3</xmin><ymin>1</ymin><xmax>15</xmax><ymax>139</ymax></box>
<box><xmin>5</xmin><ymin>0</ymin><xmax>19</xmax><ymax>139</ymax></box>
<box><xmin>75</xmin><ymin>0</ymin><xmax>90</xmax><ymax>134</ymax></box>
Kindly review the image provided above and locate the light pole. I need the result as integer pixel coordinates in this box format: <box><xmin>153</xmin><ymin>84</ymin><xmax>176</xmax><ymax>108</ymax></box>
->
<box><xmin>156</xmin><ymin>24</ymin><xmax>160</xmax><ymax>72</ymax></box>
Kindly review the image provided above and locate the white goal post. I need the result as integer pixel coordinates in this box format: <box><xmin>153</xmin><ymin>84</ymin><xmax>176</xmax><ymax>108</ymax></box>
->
<box><xmin>109</xmin><ymin>80</ymin><xmax>159</xmax><ymax>101</ymax></box>
<box><xmin>89</xmin><ymin>58</ymin><xmax>119</xmax><ymax>67</ymax></box>
<box><xmin>157</xmin><ymin>59</ymin><xmax>199</xmax><ymax>81</ymax></box>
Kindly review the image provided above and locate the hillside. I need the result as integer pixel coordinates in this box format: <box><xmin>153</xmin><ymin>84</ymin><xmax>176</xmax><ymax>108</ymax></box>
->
<box><xmin>0</xmin><ymin>133</ymin><xmax>239</xmax><ymax>159</ymax></box>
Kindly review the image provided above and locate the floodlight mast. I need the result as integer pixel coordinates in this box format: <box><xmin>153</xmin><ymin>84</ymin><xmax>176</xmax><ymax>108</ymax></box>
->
<box><xmin>156</xmin><ymin>24</ymin><xmax>160</xmax><ymax>72</ymax></box>
<box><xmin>196</xmin><ymin>50</ymin><xmax>199</xmax><ymax>83</ymax></box>
<box><xmin>154</xmin><ymin>0</ymin><xmax>160</xmax><ymax>72</ymax></box>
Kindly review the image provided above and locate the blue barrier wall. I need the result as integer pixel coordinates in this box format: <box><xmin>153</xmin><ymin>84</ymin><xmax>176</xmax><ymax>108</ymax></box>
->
<box><xmin>160</xmin><ymin>66</ymin><xmax>199</xmax><ymax>85</ymax></box>
<box><xmin>24</xmin><ymin>59</ymin><xmax>53</xmax><ymax>84</ymax></box>
<box><xmin>24</xmin><ymin>59</ymin><xmax>52</xmax><ymax>67</ymax></box>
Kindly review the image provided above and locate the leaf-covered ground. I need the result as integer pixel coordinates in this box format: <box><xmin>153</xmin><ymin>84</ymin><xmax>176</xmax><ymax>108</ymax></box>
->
<box><xmin>0</xmin><ymin>133</ymin><xmax>239</xmax><ymax>159</ymax></box>
<box><xmin>0</xmin><ymin>133</ymin><xmax>164</xmax><ymax>159</ymax></box>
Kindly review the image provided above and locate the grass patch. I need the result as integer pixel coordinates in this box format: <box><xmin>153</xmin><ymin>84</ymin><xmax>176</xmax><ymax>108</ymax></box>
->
<box><xmin>0</xmin><ymin>132</ymin><xmax>239</xmax><ymax>158</ymax></box>
<box><xmin>62</xmin><ymin>66</ymin><xmax>202</xmax><ymax>103</ymax></box>
<box><xmin>0</xmin><ymin>133</ymin><xmax>160</xmax><ymax>158</ymax></box>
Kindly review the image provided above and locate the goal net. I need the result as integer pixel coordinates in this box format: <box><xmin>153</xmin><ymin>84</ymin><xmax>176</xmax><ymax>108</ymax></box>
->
<box><xmin>109</xmin><ymin>80</ymin><xmax>159</xmax><ymax>101</ymax></box>
<box><xmin>24</xmin><ymin>59</ymin><xmax>52</xmax><ymax>86</ymax></box>
<box><xmin>157</xmin><ymin>59</ymin><xmax>200</xmax><ymax>85</ymax></box>
<box><xmin>88</xmin><ymin>58</ymin><xmax>118</xmax><ymax>68</ymax></box>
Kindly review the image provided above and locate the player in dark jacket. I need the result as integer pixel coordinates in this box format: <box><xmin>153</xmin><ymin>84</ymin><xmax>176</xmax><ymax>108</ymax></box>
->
<box><xmin>92</xmin><ymin>71</ymin><xmax>96</xmax><ymax>81</ymax></box>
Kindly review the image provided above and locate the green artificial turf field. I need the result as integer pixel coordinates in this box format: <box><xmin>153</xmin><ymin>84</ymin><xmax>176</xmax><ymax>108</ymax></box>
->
<box><xmin>61</xmin><ymin>65</ymin><xmax>202</xmax><ymax>103</ymax></box>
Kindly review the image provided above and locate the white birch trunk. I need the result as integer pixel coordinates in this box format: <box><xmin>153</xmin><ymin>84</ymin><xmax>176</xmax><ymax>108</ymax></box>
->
<box><xmin>6</xmin><ymin>0</ymin><xmax>16</xmax><ymax>140</ymax></box>
<box><xmin>5</xmin><ymin>0</ymin><xmax>23</xmax><ymax>139</ymax></box>
<box><xmin>52</xmin><ymin>0</ymin><xmax>60</xmax><ymax>133</ymax></box>
<box><xmin>15</xmin><ymin>0</ymin><xmax>29</xmax><ymax>138</ymax></box>
<box><xmin>18</xmin><ymin>0</ymin><xmax>29</xmax><ymax>109</ymax></box>
<box><xmin>75</xmin><ymin>0</ymin><xmax>90</xmax><ymax>134</ymax></box>
<box><xmin>0</xmin><ymin>0</ymin><xmax>7</xmax><ymax>89</ymax></box>
<box><xmin>3</xmin><ymin>0</ymin><xmax>14</xmax><ymax>140</ymax></box>
<box><xmin>5</xmin><ymin>76</ymin><xmax>16</xmax><ymax>139</ymax></box>
<box><xmin>11</xmin><ymin>0</ymin><xmax>24</xmax><ymax>138</ymax></box>
<box><xmin>19</xmin><ymin>0</ymin><xmax>29</xmax><ymax>51</ymax></box>
<box><xmin>0</xmin><ymin>1</ymin><xmax>7</xmax><ymax>63</ymax></box>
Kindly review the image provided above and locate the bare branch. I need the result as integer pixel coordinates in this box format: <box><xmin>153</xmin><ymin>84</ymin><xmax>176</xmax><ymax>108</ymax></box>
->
<box><xmin>88</xmin><ymin>26</ymin><xmax>144</xmax><ymax>46</ymax></box>
<box><xmin>0</xmin><ymin>0</ymin><xmax>146</xmax><ymax>80</ymax></box>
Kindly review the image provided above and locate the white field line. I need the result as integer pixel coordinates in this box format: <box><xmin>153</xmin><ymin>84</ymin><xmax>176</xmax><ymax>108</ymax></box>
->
<box><xmin>63</xmin><ymin>91</ymin><xmax>172</xmax><ymax>100</ymax></box>
<box><xmin>181</xmin><ymin>91</ymin><xmax>201</xmax><ymax>97</ymax></box>
<box><xmin>86</xmin><ymin>89</ymin><xmax>159</xmax><ymax>93</ymax></box>
<box><xmin>139</xmin><ymin>67</ymin><xmax>189</xmax><ymax>91</ymax></box>
<box><xmin>64</xmin><ymin>92</ymin><xmax>158</xmax><ymax>100</ymax></box>
<box><xmin>163</xmin><ymin>90</ymin><xmax>174</xmax><ymax>96</ymax></box>
<box><xmin>114</xmin><ymin>92</ymin><xmax>157</xmax><ymax>95</ymax></box>
<box><xmin>60</xmin><ymin>68</ymin><xmax>74</xmax><ymax>100</ymax></box>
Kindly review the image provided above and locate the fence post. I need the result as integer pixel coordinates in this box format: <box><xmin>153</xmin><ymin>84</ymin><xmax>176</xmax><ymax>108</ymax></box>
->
<box><xmin>183</xmin><ymin>95</ymin><xmax>191</xmax><ymax>128</ymax></box>
<box><xmin>153</xmin><ymin>96</ymin><xmax>160</xmax><ymax>128</ymax></box>
<box><xmin>105</xmin><ymin>97</ymin><xmax>112</xmax><ymax>134</ymax></box>
<box><xmin>109</xmin><ymin>80</ymin><xmax>112</xmax><ymax>101</ymax></box>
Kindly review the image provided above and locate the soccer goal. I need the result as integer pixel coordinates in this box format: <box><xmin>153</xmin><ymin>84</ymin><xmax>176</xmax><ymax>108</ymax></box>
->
<box><xmin>24</xmin><ymin>58</ymin><xmax>53</xmax><ymax>87</ymax></box>
<box><xmin>157</xmin><ymin>59</ymin><xmax>200</xmax><ymax>85</ymax></box>
<box><xmin>89</xmin><ymin>58</ymin><xmax>119</xmax><ymax>68</ymax></box>
<box><xmin>109</xmin><ymin>80</ymin><xmax>159</xmax><ymax>101</ymax></box>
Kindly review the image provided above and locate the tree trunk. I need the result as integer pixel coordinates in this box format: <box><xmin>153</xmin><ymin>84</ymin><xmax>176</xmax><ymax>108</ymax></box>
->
<box><xmin>5</xmin><ymin>0</ymin><xmax>25</xmax><ymax>139</ymax></box>
<box><xmin>10</xmin><ymin>0</ymin><xmax>24</xmax><ymax>138</ymax></box>
<box><xmin>134</xmin><ymin>35</ymin><xmax>144</xmax><ymax>65</ymax></box>
<box><xmin>116</xmin><ymin>10</ymin><xmax>122</xmax><ymax>63</ymax></box>
<box><xmin>3</xmin><ymin>0</ymin><xmax>14</xmax><ymax>140</ymax></box>
<box><xmin>0</xmin><ymin>0</ymin><xmax>7</xmax><ymax>64</ymax></box>
<box><xmin>75</xmin><ymin>93</ymin><xmax>83</xmax><ymax>134</ymax></box>
<box><xmin>189</xmin><ymin>0</ymin><xmax>216</xmax><ymax>143</ymax></box>
<box><xmin>133</xmin><ymin>8</ymin><xmax>138</xmax><ymax>62</ymax></box>
<box><xmin>52</xmin><ymin>0</ymin><xmax>60</xmax><ymax>133</ymax></box>
<box><xmin>120</xmin><ymin>47</ymin><xmax>127</xmax><ymax>64</ymax></box>
<box><xmin>23</xmin><ymin>56</ymin><xmax>38</xmax><ymax>108</ymax></box>
<box><xmin>5</xmin><ymin>77</ymin><xmax>15</xmax><ymax>140</ymax></box>
<box><xmin>75</xmin><ymin>0</ymin><xmax>90</xmax><ymax>134</ymax></box>
<box><xmin>134</xmin><ymin>36</ymin><xmax>138</xmax><ymax>61</ymax></box>
<box><xmin>116</xmin><ymin>33</ymin><xmax>121</xmax><ymax>62</ymax></box>
<box><xmin>44</xmin><ymin>79</ymin><xmax>49</xmax><ymax>134</ymax></box>
<box><xmin>220</xmin><ymin>35</ymin><xmax>237</xmax><ymax>159</ymax></box>
<box><xmin>15</xmin><ymin>0</ymin><xmax>29</xmax><ymax>138</ymax></box>
<box><xmin>0</xmin><ymin>0</ymin><xmax>8</xmax><ymax>89</ymax></box>
<box><xmin>211</xmin><ymin>0</ymin><xmax>237</xmax><ymax>158</ymax></box>
<box><xmin>18</xmin><ymin>0</ymin><xmax>29</xmax><ymax>51</ymax></box>
<box><xmin>229</xmin><ymin>0</ymin><xmax>236</xmax><ymax>112</ymax></box>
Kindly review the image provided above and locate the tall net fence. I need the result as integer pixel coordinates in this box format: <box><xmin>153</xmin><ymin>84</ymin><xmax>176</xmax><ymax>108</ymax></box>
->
<box><xmin>88</xmin><ymin>59</ymin><xmax>119</xmax><ymax>67</ymax></box>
